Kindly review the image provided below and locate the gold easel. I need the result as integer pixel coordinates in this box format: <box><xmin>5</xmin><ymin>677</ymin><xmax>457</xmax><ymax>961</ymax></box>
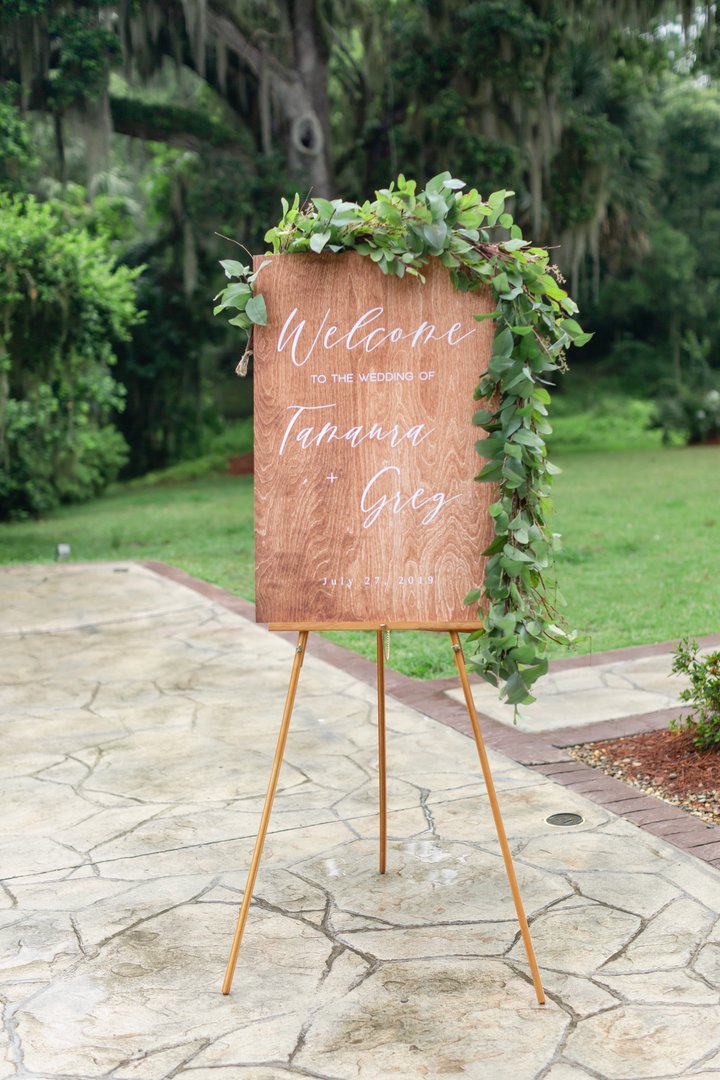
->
<box><xmin>221</xmin><ymin>627</ymin><xmax>545</xmax><ymax>1005</ymax></box>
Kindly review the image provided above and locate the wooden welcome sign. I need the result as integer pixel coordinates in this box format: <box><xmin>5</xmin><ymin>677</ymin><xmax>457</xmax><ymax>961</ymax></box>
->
<box><xmin>224</xmin><ymin>251</ymin><xmax>546</xmax><ymax>1005</ymax></box>
<box><xmin>253</xmin><ymin>252</ymin><xmax>497</xmax><ymax>628</ymax></box>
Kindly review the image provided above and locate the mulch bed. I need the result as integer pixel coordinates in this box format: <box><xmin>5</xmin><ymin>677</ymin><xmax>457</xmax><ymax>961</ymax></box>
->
<box><xmin>568</xmin><ymin>728</ymin><xmax>720</xmax><ymax>826</ymax></box>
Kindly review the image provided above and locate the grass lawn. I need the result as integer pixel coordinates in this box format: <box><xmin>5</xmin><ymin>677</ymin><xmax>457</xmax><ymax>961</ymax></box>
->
<box><xmin>551</xmin><ymin>445</ymin><xmax>719</xmax><ymax>650</ymax></box>
<box><xmin>1</xmin><ymin>445</ymin><xmax>718</xmax><ymax>679</ymax></box>
<box><xmin>0</xmin><ymin>475</ymin><xmax>257</xmax><ymax>604</ymax></box>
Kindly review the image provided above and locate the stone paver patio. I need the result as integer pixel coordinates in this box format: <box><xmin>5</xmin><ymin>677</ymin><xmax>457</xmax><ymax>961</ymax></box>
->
<box><xmin>1</xmin><ymin>562</ymin><xmax>719</xmax><ymax>1080</ymax></box>
<box><xmin>447</xmin><ymin>652</ymin><xmax>692</xmax><ymax>733</ymax></box>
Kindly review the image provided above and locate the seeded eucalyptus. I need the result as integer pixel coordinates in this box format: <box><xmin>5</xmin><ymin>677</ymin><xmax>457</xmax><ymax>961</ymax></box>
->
<box><xmin>214</xmin><ymin>173</ymin><xmax>590</xmax><ymax>707</ymax></box>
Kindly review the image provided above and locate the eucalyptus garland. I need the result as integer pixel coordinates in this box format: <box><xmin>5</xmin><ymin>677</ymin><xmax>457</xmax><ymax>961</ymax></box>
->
<box><xmin>214</xmin><ymin>173</ymin><xmax>590</xmax><ymax>707</ymax></box>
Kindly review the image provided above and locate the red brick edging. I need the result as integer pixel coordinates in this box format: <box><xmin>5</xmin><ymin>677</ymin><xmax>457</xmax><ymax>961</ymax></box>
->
<box><xmin>141</xmin><ymin>561</ymin><xmax>720</xmax><ymax>870</ymax></box>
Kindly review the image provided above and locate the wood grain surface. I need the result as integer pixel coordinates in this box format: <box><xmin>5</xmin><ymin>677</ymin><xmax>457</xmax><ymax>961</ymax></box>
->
<box><xmin>253</xmin><ymin>252</ymin><xmax>498</xmax><ymax>626</ymax></box>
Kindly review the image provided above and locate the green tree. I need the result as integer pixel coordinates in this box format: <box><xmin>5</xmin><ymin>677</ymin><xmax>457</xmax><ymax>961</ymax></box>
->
<box><xmin>0</xmin><ymin>0</ymin><xmax>335</xmax><ymax>194</ymax></box>
<box><xmin>0</xmin><ymin>194</ymin><xmax>141</xmax><ymax>518</ymax></box>
<box><xmin>3</xmin><ymin>0</ymin><xmax>719</xmax><ymax>468</ymax></box>
<box><xmin>347</xmin><ymin>0</ymin><xmax>667</xmax><ymax>297</ymax></box>
<box><xmin>0</xmin><ymin>81</ymin><xmax>36</xmax><ymax>189</ymax></box>
<box><xmin>590</xmin><ymin>82</ymin><xmax>720</xmax><ymax>399</ymax></box>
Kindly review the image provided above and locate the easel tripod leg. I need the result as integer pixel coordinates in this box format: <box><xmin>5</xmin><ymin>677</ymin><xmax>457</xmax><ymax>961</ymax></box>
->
<box><xmin>376</xmin><ymin>629</ymin><xmax>387</xmax><ymax>874</ymax></box>
<box><xmin>449</xmin><ymin>631</ymin><xmax>546</xmax><ymax>1006</ymax></box>
<box><xmin>221</xmin><ymin>630</ymin><xmax>309</xmax><ymax>996</ymax></box>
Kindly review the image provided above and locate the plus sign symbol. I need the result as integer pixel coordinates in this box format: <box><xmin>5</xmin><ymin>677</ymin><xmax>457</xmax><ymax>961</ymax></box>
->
<box><xmin>325</xmin><ymin>472</ymin><xmax>339</xmax><ymax>483</ymax></box>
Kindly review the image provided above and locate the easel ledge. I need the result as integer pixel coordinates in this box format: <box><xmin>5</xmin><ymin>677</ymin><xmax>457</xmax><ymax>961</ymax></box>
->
<box><xmin>268</xmin><ymin>621</ymin><xmax>483</xmax><ymax>631</ymax></box>
<box><xmin>221</xmin><ymin>625</ymin><xmax>546</xmax><ymax>1006</ymax></box>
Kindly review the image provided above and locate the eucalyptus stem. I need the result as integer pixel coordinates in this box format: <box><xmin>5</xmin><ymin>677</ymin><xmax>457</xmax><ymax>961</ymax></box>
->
<box><xmin>214</xmin><ymin>172</ymin><xmax>591</xmax><ymax>707</ymax></box>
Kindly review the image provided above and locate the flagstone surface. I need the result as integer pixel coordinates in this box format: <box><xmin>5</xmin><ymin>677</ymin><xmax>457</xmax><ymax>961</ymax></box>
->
<box><xmin>445</xmin><ymin>653</ymin><xmax>692</xmax><ymax>733</ymax></box>
<box><xmin>0</xmin><ymin>562</ymin><xmax>719</xmax><ymax>1080</ymax></box>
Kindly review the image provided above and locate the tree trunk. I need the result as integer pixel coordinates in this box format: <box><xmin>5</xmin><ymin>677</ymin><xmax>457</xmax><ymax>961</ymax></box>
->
<box><xmin>204</xmin><ymin>5</ymin><xmax>335</xmax><ymax>197</ymax></box>
<box><xmin>0</xmin><ymin>349</ymin><xmax>9</xmax><ymax>469</ymax></box>
<box><xmin>671</xmin><ymin>315</ymin><xmax>682</xmax><ymax>387</ymax></box>
<box><xmin>287</xmin><ymin>0</ymin><xmax>335</xmax><ymax>197</ymax></box>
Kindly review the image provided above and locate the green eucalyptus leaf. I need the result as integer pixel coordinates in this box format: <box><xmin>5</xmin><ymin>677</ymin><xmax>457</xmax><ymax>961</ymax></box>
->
<box><xmin>422</xmin><ymin>222</ymin><xmax>448</xmax><ymax>248</ymax></box>
<box><xmin>574</xmin><ymin>331</ymin><xmax>593</xmax><ymax>347</ymax></box>
<box><xmin>219</xmin><ymin>282</ymin><xmax>251</xmax><ymax>303</ymax></box>
<box><xmin>472</xmin><ymin>408</ymin><xmax>494</xmax><ymax>426</ymax></box>
<box><xmin>558</xmin><ymin>317</ymin><xmax>583</xmax><ymax>337</ymax></box>
<box><xmin>426</xmin><ymin>171</ymin><xmax>452</xmax><ymax>193</ymax></box>
<box><xmin>220</xmin><ymin>259</ymin><xmax>247</xmax><ymax>278</ymax></box>
<box><xmin>504</xmin><ymin>672</ymin><xmax>534</xmax><ymax>705</ymax></box>
<box><xmin>476</xmin><ymin>459</ymin><xmax>502</xmax><ymax>482</ymax></box>
<box><xmin>309</xmin><ymin>230</ymin><xmax>331</xmax><ymax>253</ymax></box>
<box><xmin>245</xmin><ymin>294</ymin><xmax>267</xmax><ymax>325</ymax></box>
<box><xmin>510</xmin><ymin>645</ymin><xmax>538</xmax><ymax>664</ymax></box>
<box><xmin>501</xmin><ymin>238</ymin><xmax>530</xmax><ymax>252</ymax></box>
<box><xmin>482</xmin><ymin>535</ymin><xmax>507</xmax><ymax>557</ymax></box>
<box><xmin>312</xmin><ymin>197</ymin><xmax>335</xmax><ymax>217</ymax></box>
<box><xmin>493</xmin><ymin>327</ymin><xmax>514</xmax><ymax>357</ymax></box>
<box><xmin>488</xmin><ymin>189</ymin><xmax>509</xmax><ymax>210</ymax></box>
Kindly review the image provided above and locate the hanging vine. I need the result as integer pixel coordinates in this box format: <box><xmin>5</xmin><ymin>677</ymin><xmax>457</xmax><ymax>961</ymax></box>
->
<box><xmin>214</xmin><ymin>173</ymin><xmax>591</xmax><ymax>707</ymax></box>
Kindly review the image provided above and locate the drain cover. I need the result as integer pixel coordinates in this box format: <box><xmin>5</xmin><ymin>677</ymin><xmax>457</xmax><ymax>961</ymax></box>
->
<box><xmin>545</xmin><ymin>812</ymin><xmax>584</xmax><ymax>827</ymax></box>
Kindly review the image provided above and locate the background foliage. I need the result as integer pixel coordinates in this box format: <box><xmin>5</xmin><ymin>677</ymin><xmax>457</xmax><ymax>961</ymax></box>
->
<box><xmin>0</xmin><ymin>192</ymin><xmax>140</xmax><ymax>517</ymax></box>
<box><xmin>1</xmin><ymin>1</ymin><xmax>720</xmax><ymax>520</ymax></box>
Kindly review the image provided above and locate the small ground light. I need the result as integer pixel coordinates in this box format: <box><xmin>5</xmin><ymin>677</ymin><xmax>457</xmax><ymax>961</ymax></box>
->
<box><xmin>545</xmin><ymin>812</ymin><xmax>584</xmax><ymax>827</ymax></box>
<box><xmin>55</xmin><ymin>543</ymin><xmax>71</xmax><ymax>561</ymax></box>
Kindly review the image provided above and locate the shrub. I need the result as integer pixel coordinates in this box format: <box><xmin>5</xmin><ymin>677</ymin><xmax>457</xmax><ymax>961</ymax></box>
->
<box><xmin>547</xmin><ymin>391</ymin><xmax>661</xmax><ymax>452</ymax></box>
<box><xmin>652</xmin><ymin>384</ymin><xmax>720</xmax><ymax>445</ymax></box>
<box><xmin>0</xmin><ymin>194</ymin><xmax>141</xmax><ymax>518</ymax></box>
<box><xmin>671</xmin><ymin>638</ymin><xmax>720</xmax><ymax>751</ymax></box>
